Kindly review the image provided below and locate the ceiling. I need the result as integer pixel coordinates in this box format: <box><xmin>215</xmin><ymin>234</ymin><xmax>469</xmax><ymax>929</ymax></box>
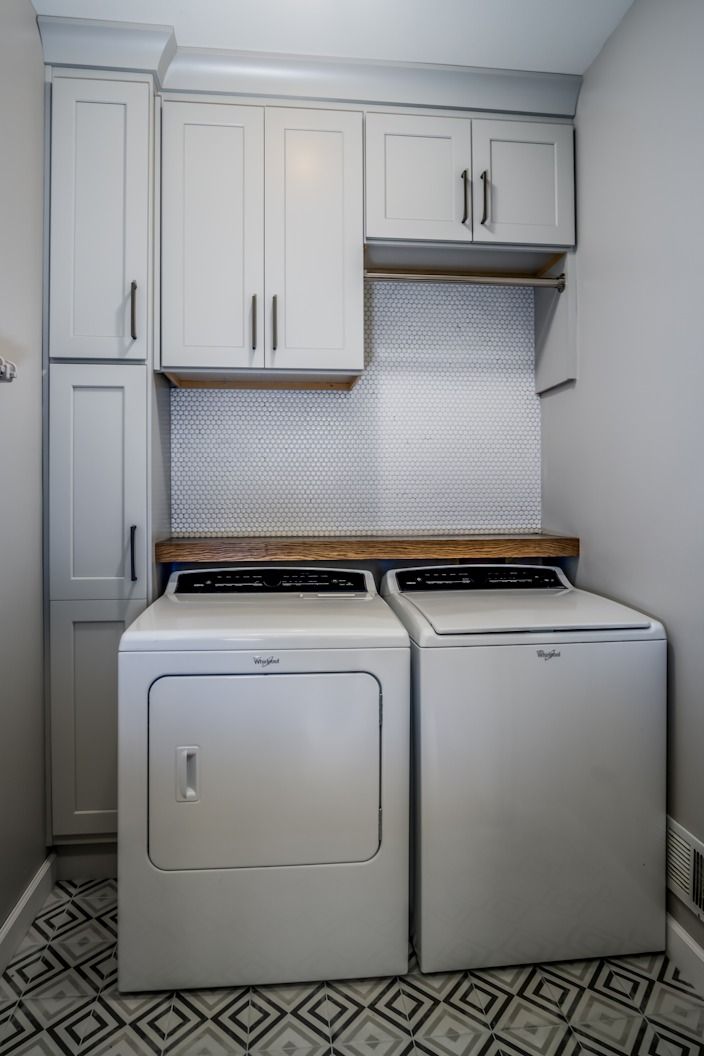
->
<box><xmin>31</xmin><ymin>0</ymin><xmax>635</xmax><ymax>76</ymax></box>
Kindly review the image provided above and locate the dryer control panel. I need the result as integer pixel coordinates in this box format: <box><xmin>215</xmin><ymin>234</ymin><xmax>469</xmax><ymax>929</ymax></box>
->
<box><xmin>173</xmin><ymin>568</ymin><xmax>368</xmax><ymax>594</ymax></box>
<box><xmin>396</xmin><ymin>566</ymin><xmax>569</xmax><ymax>592</ymax></box>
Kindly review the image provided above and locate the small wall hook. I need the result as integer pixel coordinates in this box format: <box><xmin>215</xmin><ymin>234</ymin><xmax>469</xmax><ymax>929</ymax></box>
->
<box><xmin>0</xmin><ymin>357</ymin><xmax>17</xmax><ymax>382</ymax></box>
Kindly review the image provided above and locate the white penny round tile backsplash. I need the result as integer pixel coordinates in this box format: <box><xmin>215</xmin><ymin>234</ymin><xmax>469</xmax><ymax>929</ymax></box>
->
<box><xmin>171</xmin><ymin>282</ymin><xmax>541</xmax><ymax>536</ymax></box>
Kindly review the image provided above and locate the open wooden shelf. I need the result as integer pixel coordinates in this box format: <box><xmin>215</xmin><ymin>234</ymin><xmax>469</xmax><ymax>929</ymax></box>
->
<box><xmin>155</xmin><ymin>533</ymin><xmax>579</xmax><ymax>564</ymax></box>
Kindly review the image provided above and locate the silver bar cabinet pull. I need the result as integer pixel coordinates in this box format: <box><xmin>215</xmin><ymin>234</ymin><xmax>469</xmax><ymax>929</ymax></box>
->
<box><xmin>461</xmin><ymin>169</ymin><xmax>469</xmax><ymax>225</ymax></box>
<box><xmin>251</xmin><ymin>294</ymin><xmax>257</xmax><ymax>351</ymax></box>
<box><xmin>480</xmin><ymin>170</ymin><xmax>489</xmax><ymax>226</ymax></box>
<box><xmin>130</xmin><ymin>280</ymin><xmax>137</xmax><ymax>340</ymax></box>
<box><xmin>272</xmin><ymin>294</ymin><xmax>278</xmax><ymax>352</ymax></box>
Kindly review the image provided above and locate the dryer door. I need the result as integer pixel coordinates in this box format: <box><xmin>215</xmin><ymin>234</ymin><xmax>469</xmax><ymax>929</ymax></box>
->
<box><xmin>148</xmin><ymin>672</ymin><xmax>381</xmax><ymax>870</ymax></box>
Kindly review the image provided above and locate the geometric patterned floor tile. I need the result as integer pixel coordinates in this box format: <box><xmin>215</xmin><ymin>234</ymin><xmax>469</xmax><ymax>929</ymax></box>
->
<box><xmin>326</xmin><ymin>1000</ymin><xmax>413</xmax><ymax>1050</ymax></box>
<box><xmin>400</xmin><ymin>975</ymin><xmax>487</xmax><ymax>1036</ymax></box>
<box><xmin>326</xmin><ymin>979</ymin><xmax>411</xmax><ymax>1043</ymax></box>
<box><xmin>5</xmin><ymin>883</ymin><xmax>704</xmax><ymax>1056</ymax></box>
<box><xmin>636</xmin><ymin>1018</ymin><xmax>704</xmax><ymax>1056</ymax></box>
<box><xmin>74</xmin><ymin>951</ymin><xmax>118</xmax><ymax>998</ymax></box>
<box><xmin>122</xmin><ymin>995</ymin><xmax>175</xmax><ymax>1054</ymax></box>
<box><xmin>165</xmin><ymin>1019</ymin><xmax>247</xmax><ymax>1056</ymax></box>
<box><xmin>585</xmin><ymin>965</ymin><xmax>653</xmax><ymax>1019</ymax></box>
<box><xmin>27</xmin><ymin>968</ymin><xmax>102</xmax><ymax>1003</ymax></box>
<box><xmin>51</xmin><ymin>924</ymin><xmax>114</xmax><ymax>973</ymax></box>
<box><xmin>5</xmin><ymin>948</ymin><xmax>73</xmax><ymax>1002</ymax></box>
<box><xmin>71</xmin><ymin>884</ymin><xmax>117</xmax><ymax>921</ymax></box>
<box><xmin>644</xmin><ymin>983</ymin><xmax>704</xmax><ymax>1042</ymax></box>
<box><xmin>443</xmin><ymin>976</ymin><xmax>513</xmax><ymax>1033</ymax></box>
<box><xmin>208</xmin><ymin>990</ymin><xmax>251</xmax><ymax>1050</ymax></box>
<box><xmin>331</xmin><ymin>1038</ymin><xmax>414</xmax><ymax>1056</ymax></box>
<box><xmin>569</xmin><ymin>1014</ymin><xmax>648</xmax><ymax>1054</ymax></box>
<box><xmin>605</xmin><ymin>956</ymin><xmax>665</xmax><ymax>986</ymax></box>
<box><xmin>473</xmin><ymin>971</ymin><xmax>533</xmax><ymax>1000</ymax></box>
<box><xmin>491</xmin><ymin>997</ymin><xmax>565</xmax><ymax>1035</ymax></box>
<box><xmin>8</xmin><ymin>931</ymin><xmax>47</xmax><ymax>969</ymax></box>
<box><xmin>33</xmin><ymin>905</ymin><xmax>92</xmax><ymax>947</ymax></box>
<box><xmin>91</xmin><ymin>991</ymin><xmax>173</xmax><ymax>1027</ymax></box>
<box><xmin>168</xmin><ymin>989</ymin><xmax>247</xmax><ymax>1021</ymax></box>
<box><xmin>46</xmin><ymin>999</ymin><xmax>107</xmax><ymax>1055</ymax></box>
<box><xmin>540</xmin><ymin>965</ymin><xmax>601</xmax><ymax>994</ymax></box>
<box><xmin>491</xmin><ymin>1022</ymin><xmax>579</xmax><ymax>1056</ymax></box>
<box><xmin>413</xmin><ymin>1031</ymin><xmax>497</xmax><ymax>1056</ymax></box>
<box><xmin>656</xmin><ymin>963</ymin><xmax>703</xmax><ymax>1000</ymax></box>
<box><xmin>565</xmin><ymin>992</ymin><xmax>645</xmax><ymax>1030</ymax></box>
<box><xmin>409</xmin><ymin>1001</ymin><xmax>489</xmax><ymax>1043</ymax></box>
<box><xmin>12</xmin><ymin>997</ymin><xmax>95</xmax><ymax>1032</ymax></box>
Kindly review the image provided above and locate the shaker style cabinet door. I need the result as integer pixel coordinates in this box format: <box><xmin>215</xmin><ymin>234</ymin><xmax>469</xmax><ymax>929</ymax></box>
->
<box><xmin>49</xmin><ymin>77</ymin><xmax>151</xmax><ymax>360</ymax></box>
<box><xmin>265</xmin><ymin>107</ymin><xmax>363</xmax><ymax>371</ymax></box>
<box><xmin>50</xmin><ymin>598</ymin><xmax>145</xmax><ymax>837</ymax></box>
<box><xmin>49</xmin><ymin>364</ymin><xmax>147</xmax><ymax>601</ymax></box>
<box><xmin>365</xmin><ymin>113</ymin><xmax>472</xmax><ymax>242</ymax></box>
<box><xmin>161</xmin><ymin>101</ymin><xmax>264</xmax><ymax>370</ymax></box>
<box><xmin>471</xmin><ymin>120</ymin><xmax>575</xmax><ymax>246</ymax></box>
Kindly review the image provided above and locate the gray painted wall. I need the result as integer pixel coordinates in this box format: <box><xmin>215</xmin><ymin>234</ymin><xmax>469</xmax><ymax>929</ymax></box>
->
<box><xmin>541</xmin><ymin>0</ymin><xmax>704</xmax><ymax>939</ymax></box>
<box><xmin>0</xmin><ymin>0</ymin><xmax>46</xmax><ymax>923</ymax></box>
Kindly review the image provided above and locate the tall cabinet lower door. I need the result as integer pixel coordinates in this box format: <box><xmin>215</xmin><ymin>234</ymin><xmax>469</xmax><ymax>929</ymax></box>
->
<box><xmin>49</xmin><ymin>364</ymin><xmax>148</xmax><ymax>601</ymax></box>
<box><xmin>264</xmin><ymin>107</ymin><xmax>363</xmax><ymax>371</ymax></box>
<box><xmin>50</xmin><ymin>600</ymin><xmax>145</xmax><ymax>837</ymax></box>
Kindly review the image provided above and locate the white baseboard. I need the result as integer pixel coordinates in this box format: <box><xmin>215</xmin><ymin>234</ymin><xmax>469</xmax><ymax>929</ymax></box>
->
<box><xmin>667</xmin><ymin>913</ymin><xmax>704</xmax><ymax>995</ymax></box>
<box><xmin>0</xmin><ymin>854</ymin><xmax>57</xmax><ymax>975</ymax></box>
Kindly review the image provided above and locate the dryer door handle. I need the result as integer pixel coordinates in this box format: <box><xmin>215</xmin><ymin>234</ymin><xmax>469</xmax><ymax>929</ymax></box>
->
<box><xmin>175</xmin><ymin>746</ymin><xmax>200</xmax><ymax>802</ymax></box>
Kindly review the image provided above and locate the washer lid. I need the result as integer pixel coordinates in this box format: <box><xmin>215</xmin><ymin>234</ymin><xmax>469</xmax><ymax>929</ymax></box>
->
<box><xmin>404</xmin><ymin>589</ymin><xmax>653</xmax><ymax>635</ymax></box>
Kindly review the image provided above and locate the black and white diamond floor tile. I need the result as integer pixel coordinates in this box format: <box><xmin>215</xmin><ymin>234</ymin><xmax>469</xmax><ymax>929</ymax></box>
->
<box><xmin>2</xmin><ymin>884</ymin><xmax>704</xmax><ymax>1056</ymax></box>
<box><xmin>412</xmin><ymin>1030</ymin><xmax>497</xmax><ymax>1056</ymax></box>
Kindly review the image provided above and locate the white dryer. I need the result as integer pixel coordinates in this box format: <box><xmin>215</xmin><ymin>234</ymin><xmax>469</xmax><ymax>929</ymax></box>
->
<box><xmin>118</xmin><ymin>567</ymin><xmax>409</xmax><ymax>991</ymax></box>
<box><xmin>382</xmin><ymin>564</ymin><xmax>666</xmax><ymax>973</ymax></box>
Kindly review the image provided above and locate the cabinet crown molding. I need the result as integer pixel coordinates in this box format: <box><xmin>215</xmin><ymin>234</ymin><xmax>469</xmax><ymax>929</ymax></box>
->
<box><xmin>37</xmin><ymin>15</ymin><xmax>581</xmax><ymax>117</ymax></box>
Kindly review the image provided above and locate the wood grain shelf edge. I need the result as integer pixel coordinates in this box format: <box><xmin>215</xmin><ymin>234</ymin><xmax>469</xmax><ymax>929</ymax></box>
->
<box><xmin>155</xmin><ymin>534</ymin><xmax>580</xmax><ymax>563</ymax></box>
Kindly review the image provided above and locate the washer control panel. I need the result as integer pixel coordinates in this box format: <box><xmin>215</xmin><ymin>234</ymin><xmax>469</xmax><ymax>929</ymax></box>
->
<box><xmin>174</xmin><ymin>568</ymin><xmax>368</xmax><ymax>594</ymax></box>
<box><xmin>396</xmin><ymin>566</ymin><xmax>568</xmax><ymax>592</ymax></box>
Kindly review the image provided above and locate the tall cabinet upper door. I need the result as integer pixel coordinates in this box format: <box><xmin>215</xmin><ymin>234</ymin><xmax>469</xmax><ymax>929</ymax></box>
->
<box><xmin>472</xmin><ymin>120</ymin><xmax>575</xmax><ymax>246</ymax></box>
<box><xmin>161</xmin><ymin>102</ymin><xmax>264</xmax><ymax>370</ymax></box>
<box><xmin>265</xmin><ymin>107</ymin><xmax>363</xmax><ymax>372</ymax></box>
<box><xmin>49</xmin><ymin>77</ymin><xmax>151</xmax><ymax>360</ymax></box>
<box><xmin>49</xmin><ymin>364</ymin><xmax>147</xmax><ymax>601</ymax></box>
<box><xmin>365</xmin><ymin>114</ymin><xmax>472</xmax><ymax>242</ymax></box>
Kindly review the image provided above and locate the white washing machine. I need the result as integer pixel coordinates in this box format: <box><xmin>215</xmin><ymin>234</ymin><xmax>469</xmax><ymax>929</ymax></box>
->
<box><xmin>382</xmin><ymin>563</ymin><xmax>666</xmax><ymax>973</ymax></box>
<box><xmin>118</xmin><ymin>567</ymin><xmax>409</xmax><ymax>992</ymax></box>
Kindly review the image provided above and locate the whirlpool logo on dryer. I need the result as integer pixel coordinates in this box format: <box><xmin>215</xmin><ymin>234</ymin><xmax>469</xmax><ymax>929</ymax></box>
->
<box><xmin>253</xmin><ymin>655</ymin><xmax>280</xmax><ymax>668</ymax></box>
<box><xmin>537</xmin><ymin>649</ymin><xmax>561</xmax><ymax>661</ymax></box>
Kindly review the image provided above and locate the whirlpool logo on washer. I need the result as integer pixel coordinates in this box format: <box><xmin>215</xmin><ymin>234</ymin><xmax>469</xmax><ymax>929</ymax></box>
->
<box><xmin>537</xmin><ymin>649</ymin><xmax>561</xmax><ymax>661</ymax></box>
<box><xmin>253</xmin><ymin>655</ymin><xmax>280</xmax><ymax>668</ymax></box>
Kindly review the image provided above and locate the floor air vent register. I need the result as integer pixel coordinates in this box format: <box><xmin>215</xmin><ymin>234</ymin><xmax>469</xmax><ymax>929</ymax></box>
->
<box><xmin>668</xmin><ymin>817</ymin><xmax>704</xmax><ymax>920</ymax></box>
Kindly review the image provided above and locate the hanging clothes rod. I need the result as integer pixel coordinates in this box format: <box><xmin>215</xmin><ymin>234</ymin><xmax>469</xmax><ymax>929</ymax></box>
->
<box><xmin>364</xmin><ymin>270</ymin><xmax>566</xmax><ymax>292</ymax></box>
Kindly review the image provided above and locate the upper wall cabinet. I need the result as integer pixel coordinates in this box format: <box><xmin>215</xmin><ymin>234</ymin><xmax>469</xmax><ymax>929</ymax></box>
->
<box><xmin>160</xmin><ymin>103</ymin><xmax>363</xmax><ymax>374</ymax></box>
<box><xmin>265</xmin><ymin>108</ymin><xmax>363</xmax><ymax>372</ymax></box>
<box><xmin>365</xmin><ymin>114</ymin><xmax>472</xmax><ymax>242</ymax></box>
<box><xmin>471</xmin><ymin>120</ymin><xmax>575</xmax><ymax>246</ymax></box>
<box><xmin>161</xmin><ymin>102</ymin><xmax>264</xmax><ymax>370</ymax></box>
<box><xmin>365</xmin><ymin>113</ymin><xmax>574</xmax><ymax>247</ymax></box>
<box><xmin>50</xmin><ymin>76</ymin><xmax>151</xmax><ymax>361</ymax></box>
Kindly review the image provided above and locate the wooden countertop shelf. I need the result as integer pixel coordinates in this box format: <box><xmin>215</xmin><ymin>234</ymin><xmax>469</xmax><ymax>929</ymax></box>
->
<box><xmin>155</xmin><ymin>533</ymin><xmax>579</xmax><ymax>564</ymax></box>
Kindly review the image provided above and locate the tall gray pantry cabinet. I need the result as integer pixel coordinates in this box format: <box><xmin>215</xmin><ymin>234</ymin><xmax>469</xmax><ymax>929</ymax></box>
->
<box><xmin>48</xmin><ymin>72</ymin><xmax>152</xmax><ymax>839</ymax></box>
